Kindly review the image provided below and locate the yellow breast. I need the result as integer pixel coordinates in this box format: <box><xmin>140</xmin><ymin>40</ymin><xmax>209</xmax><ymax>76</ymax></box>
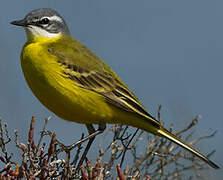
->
<box><xmin>21</xmin><ymin>36</ymin><xmax>115</xmax><ymax>124</ymax></box>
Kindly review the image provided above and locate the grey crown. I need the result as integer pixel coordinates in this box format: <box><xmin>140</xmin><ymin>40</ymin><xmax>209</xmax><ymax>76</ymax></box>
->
<box><xmin>24</xmin><ymin>8</ymin><xmax>70</xmax><ymax>35</ymax></box>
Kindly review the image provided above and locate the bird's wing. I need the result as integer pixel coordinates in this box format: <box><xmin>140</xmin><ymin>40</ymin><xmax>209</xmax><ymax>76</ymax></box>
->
<box><xmin>48</xmin><ymin>37</ymin><xmax>160</xmax><ymax>127</ymax></box>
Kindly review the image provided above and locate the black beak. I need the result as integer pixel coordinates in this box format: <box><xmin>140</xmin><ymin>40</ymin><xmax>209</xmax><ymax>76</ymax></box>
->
<box><xmin>10</xmin><ymin>19</ymin><xmax>28</xmax><ymax>27</ymax></box>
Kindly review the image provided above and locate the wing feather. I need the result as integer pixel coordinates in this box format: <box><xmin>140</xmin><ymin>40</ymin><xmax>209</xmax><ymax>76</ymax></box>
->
<box><xmin>56</xmin><ymin>59</ymin><xmax>160</xmax><ymax>127</ymax></box>
<box><xmin>48</xmin><ymin>39</ymin><xmax>160</xmax><ymax>127</ymax></box>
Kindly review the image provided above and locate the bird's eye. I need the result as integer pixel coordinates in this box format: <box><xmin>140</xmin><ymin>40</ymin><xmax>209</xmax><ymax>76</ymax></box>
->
<box><xmin>39</xmin><ymin>18</ymin><xmax>49</xmax><ymax>25</ymax></box>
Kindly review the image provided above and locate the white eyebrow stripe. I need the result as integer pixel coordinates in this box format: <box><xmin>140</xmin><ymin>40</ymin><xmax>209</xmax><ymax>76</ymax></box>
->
<box><xmin>42</xmin><ymin>15</ymin><xmax>63</xmax><ymax>23</ymax></box>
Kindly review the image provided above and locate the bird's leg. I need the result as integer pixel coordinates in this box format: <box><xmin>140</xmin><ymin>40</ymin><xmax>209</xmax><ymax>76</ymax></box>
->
<box><xmin>75</xmin><ymin>123</ymin><xmax>106</xmax><ymax>173</ymax></box>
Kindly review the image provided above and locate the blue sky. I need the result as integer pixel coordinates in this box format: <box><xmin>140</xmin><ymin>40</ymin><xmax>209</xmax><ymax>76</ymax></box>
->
<box><xmin>0</xmin><ymin>0</ymin><xmax>222</xmax><ymax>178</ymax></box>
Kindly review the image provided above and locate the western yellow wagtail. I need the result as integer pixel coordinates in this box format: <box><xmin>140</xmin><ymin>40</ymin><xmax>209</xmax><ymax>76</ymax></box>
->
<box><xmin>11</xmin><ymin>8</ymin><xmax>219</xmax><ymax>169</ymax></box>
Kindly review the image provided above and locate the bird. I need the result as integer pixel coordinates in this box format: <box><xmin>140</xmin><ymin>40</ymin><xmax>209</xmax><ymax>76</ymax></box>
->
<box><xmin>11</xmin><ymin>8</ymin><xmax>219</xmax><ymax>169</ymax></box>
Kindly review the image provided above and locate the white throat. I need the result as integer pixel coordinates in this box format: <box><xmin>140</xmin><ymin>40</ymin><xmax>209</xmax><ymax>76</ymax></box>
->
<box><xmin>25</xmin><ymin>25</ymin><xmax>61</xmax><ymax>40</ymax></box>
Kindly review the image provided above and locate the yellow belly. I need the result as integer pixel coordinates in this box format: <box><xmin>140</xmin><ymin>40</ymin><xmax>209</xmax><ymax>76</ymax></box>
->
<box><xmin>20</xmin><ymin>38</ymin><xmax>158</xmax><ymax>135</ymax></box>
<box><xmin>21</xmin><ymin>43</ymin><xmax>114</xmax><ymax>124</ymax></box>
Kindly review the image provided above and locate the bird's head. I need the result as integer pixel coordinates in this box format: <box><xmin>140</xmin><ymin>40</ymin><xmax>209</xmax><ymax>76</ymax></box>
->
<box><xmin>11</xmin><ymin>8</ymin><xmax>70</xmax><ymax>41</ymax></box>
